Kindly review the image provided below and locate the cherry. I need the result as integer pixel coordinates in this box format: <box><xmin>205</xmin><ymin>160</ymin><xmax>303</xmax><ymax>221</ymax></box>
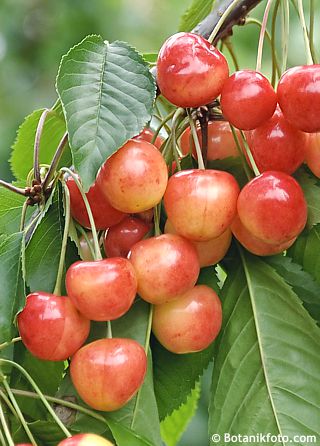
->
<box><xmin>97</xmin><ymin>139</ymin><xmax>168</xmax><ymax>213</ymax></box>
<box><xmin>18</xmin><ymin>293</ymin><xmax>90</xmax><ymax>361</ymax></box>
<box><xmin>164</xmin><ymin>219</ymin><xmax>231</xmax><ymax>267</ymax></box>
<box><xmin>58</xmin><ymin>434</ymin><xmax>114</xmax><ymax>446</ymax></box>
<box><xmin>70</xmin><ymin>338</ymin><xmax>147</xmax><ymax>411</ymax></box>
<box><xmin>66</xmin><ymin>176</ymin><xmax>124</xmax><ymax>230</ymax></box>
<box><xmin>157</xmin><ymin>32</ymin><xmax>229</xmax><ymax>108</ymax></box>
<box><xmin>180</xmin><ymin>120</ymin><xmax>241</xmax><ymax>161</ymax></box>
<box><xmin>231</xmin><ymin>215</ymin><xmax>296</xmax><ymax>256</ymax></box>
<box><xmin>245</xmin><ymin>107</ymin><xmax>307</xmax><ymax>174</ymax></box>
<box><xmin>129</xmin><ymin>234</ymin><xmax>200</xmax><ymax>304</ymax></box>
<box><xmin>237</xmin><ymin>171</ymin><xmax>307</xmax><ymax>245</ymax></box>
<box><xmin>104</xmin><ymin>216</ymin><xmax>150</xmax><ymax>258</ymax></box>
<box><xmin>134</xmin><ymin>208</ymin><xmax>154</xmax><ymax>224</ymax></box>
<box><xmin>277</xmin><ymin>65</ymin><xmax>320</xmax><ymax>133</ymax></box>
<box><xmin>133</xmin><ymin>127</ymin><xmax>163</xmax><ymax>149</ymax></box>
<box><xmin>164</xmin><ymin>169</ymin><xmax>240</xmax><ymax>241</ymax></box>
<box><xmin>220</xmin><ymin>70</ymin><xmax>277</xmax><ymax>130</ymax></box>
<box><xmin>305</xmin><ymin>133</ymin><xmax>320</xmax><ymax>177</ymax></box>
<box><xmin>152</xmin><ymin>285</ymin><xmax>222</xmax><ymax>354</ymax></box>
<box><xmin>66</xmin><ymin>258</ymin><xmax>137</xmax><ymax>321</ymax></box>
<box><xmin>79</xmin><ymin>233</ymin><xmax>94</xmax><ymax>261</ymax></box>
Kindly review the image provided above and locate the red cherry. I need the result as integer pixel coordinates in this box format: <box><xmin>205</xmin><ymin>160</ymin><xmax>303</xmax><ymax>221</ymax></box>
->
<box><xmin>164</xmin><ymin>219</ymin><xmax>231</xmax><ymax>267</ymax></box>
<box><xmin>66</xmin><ymin>176</ymin><xmax>124</xmax><ymax>230</ymax></box>
<box><xmin>237</xmin><ymin>171</ymin><xmax>307</xmax><ymax>245</ymax></box>
<box><xmin>231</xmin><ymin>215</ymin><xmax>296</xmax><ymax>256</ymax></box>
<box><xmin>277</xmin><ymin>65</ymin><xmax>320</xmax><ymax>133</ymax></box>
<box><xmin>164</xmin><ymin>169</ymin><xmax>240</xmax><ymax>241</ymax></box>
<box><xmin>58</xmin><ymin>434</ymin><xmax>114</xmax><ymax>446</ymax></box>
<box><xmin>70</xmin><ymin>338</ymin><xmax>147</xmax><ymax>411</ymax></box>
<box><xmin>133</xmin><ymin>128</ymin><xmax>164</xmax><ymax>149</ymax></box>
<box><xmin>129</xmin><ymin>234</ymin><xmax>200</xmax><ymax>304</ymax></box>
<box><xmin>180</xmin><ymin>120</ymin><xmax>241</xmax><ymax>161</ymax></box>
<box><xmin>245</xmin><ymin>107</ymin><xmax>307</xmax><ymax>174</ymax></box>
<box><xmin>104</xmin><ymin>216</ymin><xmax>150</xmax><ymax>258</ymax></box>
<box><xmin>157</xmin><ymin>32</ymin><xmax>229</xmax><ymax>108</ymax></box>
<box><xmin>152</xmin><ymin>285</ymin><xmax>222</xmax><ymax>354</ymax></box>
<box><xmin>15</xmin><ymin>444</ymin><xmax>33</xmax><ymax>446</ymax></box>
<box><xmin>97</xmin><ymin>139</ymin><xmax>168</xmax><ymax>213</ymax></box>
<box><xmin>305</xmin><ymin>133</ymin><xmax>320</xmax><ymax>177</ymax></box>
<box><xmin>66</xmin><ymin>258</ymin><xmax>137</xmax><ymax>321</ymax></box>
<box><xmin>18</xmin><ymin>293</ymin><xmax>90</xmax><ymax>361</ymax></box>
<box><xmin>220</xmin><ymin>70</ymin><xmax>277</xmax><ymax>130</ymax></box>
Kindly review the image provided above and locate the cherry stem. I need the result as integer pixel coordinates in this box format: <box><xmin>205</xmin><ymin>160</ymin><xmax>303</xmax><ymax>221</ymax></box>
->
<box><xmin>171</xmin><ymin>109</ymin><xmax>185</xmax><ymax>172</ymax></box>
<box><xmin>19</xmin><ymin>200</ymin><xmax>29</xmax><ymax>232</ymax></box>
<box><xmin>60</xmin><ymin>168</ymin><xmax>102</xmax><ymax>261</ymax></box>
<box><xmin>2</xmin><ymin>379</ymin><xmax>37</xmax><ymax>446</ymax></box>
<box><xmin>309</xmin><ymin>0</ymin><xmax>318</xmax><ymax>64</ymax></box>
<box><xmin>224</xmin><ymin>38</ymin><xmax>240</xmax><ymax>71</ymax></box>
<box><xmin>229</xmin><ymin>125</ymin><xmax>252</xmax><ymax>181</ymax></box>
<box><xmin>53</xmin><ymin>183</ymin><xmax>71</xmax><ymax>296</ymax></box>
<box><xmin>0</xmin><ymin>389</ymin><xmax>18</xmax><ymax>420</ymax></box>
<box><xmin>75</xmin><ymin>224</ymin><xmax>96</xmax><ymax>260</ymax></box>
<box><xmin>33</xmin><ymin>109</ymin><xmax>50</xmax><ymax>184</ymax></box>
<box><xmin>240</xmin><ymin>130</ymin><xmax>260</xmax><ymax>177</ymax></box>
<box><xmin>297</xmin><ymin>0</ymin><xmax>313</xmax><ymax>65</ymax></box>
<box><xmin>0</xmin><ymin>337</ymin><xmax>21</xmax><ymax>352</ymax></box>
<box><xmin>42</xmin><ymin>132</ymin><xmax>68</xmax><ymax>192</ymax></box>
<box><xmin>0</xmin><ymin>180</ymin><xmax>26</xmax><ymax>197</ymax></box>
<box><xmin>0</xmin><ymin>359</ymin><xmax>72</xmax><ymax>438</ymax></box>
<box><xmin>144</xmin><ymin>304</ymin><xmax>154</xmax><ymax>353</ymax></box>
<box><xmin>256</xmin><ymin>0</ymin><xmax>274</xmax><ymax>73</ymax></box>
<box><xmin>271</xmin><ymin>0</ymin><xmax>281</xmax><ymax>86</ymax></box>
<box><xmin>0</xmin><ymin>426</ymin><xmax>6</xmax><ymax>446</ymax></box>
<box><xmin>207</xmin><ymin>0</ymin><xmax>243</xmax><ymax>44</ymax></box>
<box><xmin>107</xmin><ymin>321</ymin><xmax>113</xmax><ymax>339</ymax></box>
<box><xmin>280</xmin><ymin>0</ymin><xmax>290</xmax><ymax>73</ymax></box>
<box><xmin>187</xmin><ymin>110</ymin><xmax>205</xmax><ymax>170</ymax></box>
<box><xmin>153</xmin><ymin>203</ymin><xmax>161</xmax><ymax>236</ymax></box>
<box><xmin>0</xmin><ymin>401</ymin><xmax>14</xmax><ymax>446</ymax></box>
<box><xmin>151</xmin><ymin>109</ymin><xmax>175</xmax><ymax>146</ymax></box>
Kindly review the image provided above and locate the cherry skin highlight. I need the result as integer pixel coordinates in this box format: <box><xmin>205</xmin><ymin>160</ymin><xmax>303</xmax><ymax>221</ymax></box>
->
<box><xmin>70</xmin><ymin>338</ymin><xmax>147</xmax><ymax>411</ymax></box>
<box><xmin>164</xmin><ymin>219</ymin><xmax>232</xmax><ymax>267</ymax></box>
<box><xmin>66</xmin><ymin>258</ymin><xmax>137</xmax><ymax>321</ymax></box>
<box><xmin>305</xmin><ymin>133</ymin><xmax>320</xmax><ymax>178</ymax></box>
<box><xmin>66</xmin><ymin>176</ymin><xmax>124</xmax><ymax>230</ymax></box>
<box><xmin>157</xmin><ymin>32</ymin><xmax>229</xmax><ymax>108</ymax></box>
<box><xmin>18</xmin><ymin>292</ymin><xmax>90</xmax><ymax>361</ymax></box>
<box><xmin>58</xmin><ymin>434</ymin><xmax>114</xmax><ymax>446</ymax></box>
<box><xmin>220</xmin><ymin>70</ymin><xmax>277</xmax><ymax>130</ymax></box>
<box><xmin>104</xmin><ymin>216</ymin><xmax>150</xmax><ymax>258</ymax></box>
<box><xmin>152</xmin><ymin>285</ymin><xmax>222</xmax><ymax>354</ymax></box>
<box><xmin>97</xmin><ymin>139</ymin><xmax>168</xmax><ymax>213</ymax></box>
<box><xmin>277</xmin><ymin>65</ymin><xmax>320</xmax><ymax>133</ymax></box>
<box><xmin>237</xmin><ymin>171</ymin><xmax>307</xmax><ymax>245</ymax></box>
<box><xmin>129</xmin><ymin>233</ymin><xmax>200</xmax><ymax>304</ymax></box>
<box><xmin>133</xmin><ymin>127</ymin><xmax>164</xmax><ymax>149</ymax></box>
<box><xmin>164</xmin><ymin>169</ymin><xmax>240</xmax><ymax>241</ymax></box>
<box><xmin>180</xmin><ymin>120</ymin><xmax>241</xmax><ymax>161</ymax></box>
<box><xmin>245</xmin><ymin>107</ymin><xmax>307</xmax><ymax>174</ymax></box>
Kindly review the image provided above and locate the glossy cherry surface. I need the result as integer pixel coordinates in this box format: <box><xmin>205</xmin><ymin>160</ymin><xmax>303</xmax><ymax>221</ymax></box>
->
<box><xmin>58</xmin><ymin>434</ymin><xmax>114</xmax><ymax>446</ymax></box>
<box><xmin>164</xmin><ymin>219</ymin><xmax>231</xmax><ymax>267</ymax></box>
<box><xmin>70</xmin><ymin>338</ymin><xmax>147</xmax><ymax>411</ymax></box>
<box><xmin>66</xmin><ymin>176</ymin><xmax>124</xmax><ymax>230</ymax></box>
<box><xmin>305</xmin><ymin>133</ymin><xmax>320</xmax><ymax>177</ymax></box>
<box><xmin>246</xmin><ymin>107</ymin><xmax>307</xmax><ymax>174</ymax></box>
<box><xmin>164</xmin><ymin>169</ymin><xmax>240</xmax><ymax>241</ymax></box>
<box><xmin>152</xmin><ymin>285</ymin><xmax>222</xmax><ymax>354</ymax></box>
<box><xmin>18</xmin><ymin>292</ymin><xmax>90</xmax><ymax>361</ymax></box>
<box><xmin>157</xmin><ymin>32</ymin><xmax>229</xmax><ymax>107</ymax></box>
<box><xmin>220</xmin><ymin>70</ymin><xmax>277</xmax><ymax>130</ymax></box>
<box><xmin>133</xmin><ymin>127</ymin><xmax>163</xmax><ymax>149</ymax></box>
<box><xmin>180</xmin><ymin>120</ymin><xmax>241</xmax><ymax>161</ymax></box>
<box><xmin>237</xmin><ymin>171</ymin><xmax>307</xmax><ymax>244</ymax></box>
<box><xmin>277</xmin><ymin>65</ymin><xmax>320</xmax><ymax>133</ymax></box>
<box><xmin>231</xmin><ymin>215</ymin><xmax>296</xmax><ymax>256</ymax></box>
<box><xmin>129</xmin><ymin>233</ymin><xmax>200</xmax><ymax>304</ymax></box>
<box><xmin>97</xmin><ymin>139</ymin><xmax>168</xmax><ymax>213</ymax></box>
<box><xmin>104</xmin><ymin>216</ymin><xmax>150</xmax><ymax>258</ymax></box>
<box><xmin>66</xmin><ymin>258</ymin><xmax>137</xmax><ymax>321</ymax></box>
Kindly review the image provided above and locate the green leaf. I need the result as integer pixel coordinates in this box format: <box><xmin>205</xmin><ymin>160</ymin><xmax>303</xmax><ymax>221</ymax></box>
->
<box><xmin>56</xmin><ymin>35</ymin><xmax>156</xmax><ymax>191</ymax></box>
<box><xmin>295</xmin><ymin>168</ymin><xmax>320</xmax><ymax>228</ymax></box>
<box><xmin>179</xmin><ymin>0</ymin><xmax>215</xmax><ymax>32</ymax></box>
<box><xmin>161</xmin><ymin>383</ymin><xmax>200</xmax><ymax>446</ymax></box>
<box><xmin>142</xmin><ymin>53</ymin><xmax>158</xmax><ymax>64</ymax></box>
<box><xmin>0</xmin><ymin>232</ymin><xmax>24</xmax><ymax>343</ymax></box>
<box><xmin>209</xmin><ymin>250</ymin><xmax>320</xmax><ymax>443</ymax></box>
<box><xmin>10</xmin><ymin>101</ymin><xmax>71</xmax><ymax>181</ymax></box>
<box><xmin>107</xmin><ymin>420</ymin><xmax>154</xmax><ymax>446</ymax></box>
<box><xmin>0</xmin><ymin>187</ymin><xmax>31</xmax><ymax>235</ymax></box>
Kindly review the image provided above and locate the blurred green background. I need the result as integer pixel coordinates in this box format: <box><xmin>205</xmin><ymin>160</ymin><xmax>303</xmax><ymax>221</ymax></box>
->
<box><xmin>0</xmin><ymin>2</ymin><xmax>318</xmax><ymax>443</ymax></box>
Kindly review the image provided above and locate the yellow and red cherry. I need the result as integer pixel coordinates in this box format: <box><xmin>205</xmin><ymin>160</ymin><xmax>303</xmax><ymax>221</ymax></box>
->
<box><xmin>66</xmin><ymin>258</ymin><xmax>137</xmax><ymax>321</ymax></box>
<box><xmin>157</xmin><ymin>32</ymin><xmax>229</xmax><ymax>108</ymax></box>
<box><xmin>237</xmin><ymin>171</ymin><xmax>307</xmax><ymax>245</ymax></box>
<box><xmin>305</xmin><ymin>133</ymin><xmax>320</xmax><ymax>177</ymax></box>
<box><xmin>129</xmin><ymin>234</ymin><xmax>200</xmax><ymax>304</ymax></box>
<box><xmin>18</xmin><ymin>293</ymin><xmax>90</xmax><ymax>361</ymax></box>
<box><xmin>133</xmin><ymin>127</ymin><xmax>164</xmax><ymax>149</ymax></box>
<box><xmin>152</xmin><ymin>285</ymin><xmax>222</xmax><ymax>354</ymax></box>
<box><xmin>97</xmin><ymin>139</ymin><xmax>168</xmax><ymax>213</ymax></box>
<box><xmin>58</xmin><ymin>434</ymin><xmax>114</xmax><ymax>446</ymax></box>
<box><xmin>70</xmin><ymin>338</ymin><xmax>147</xmax><ymax>411</ymax></box>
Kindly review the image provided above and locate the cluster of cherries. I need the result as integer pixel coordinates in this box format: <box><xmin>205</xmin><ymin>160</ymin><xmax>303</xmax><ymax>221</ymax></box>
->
<box><xmin>17</xmin><ymin>433</ymin><xmax>114</xmax><ymax>446</ymax></box>
<box><xmin>16</xmin><ymin>30</ymin><xmax>320</xmax><ymax>444</ymax></box>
